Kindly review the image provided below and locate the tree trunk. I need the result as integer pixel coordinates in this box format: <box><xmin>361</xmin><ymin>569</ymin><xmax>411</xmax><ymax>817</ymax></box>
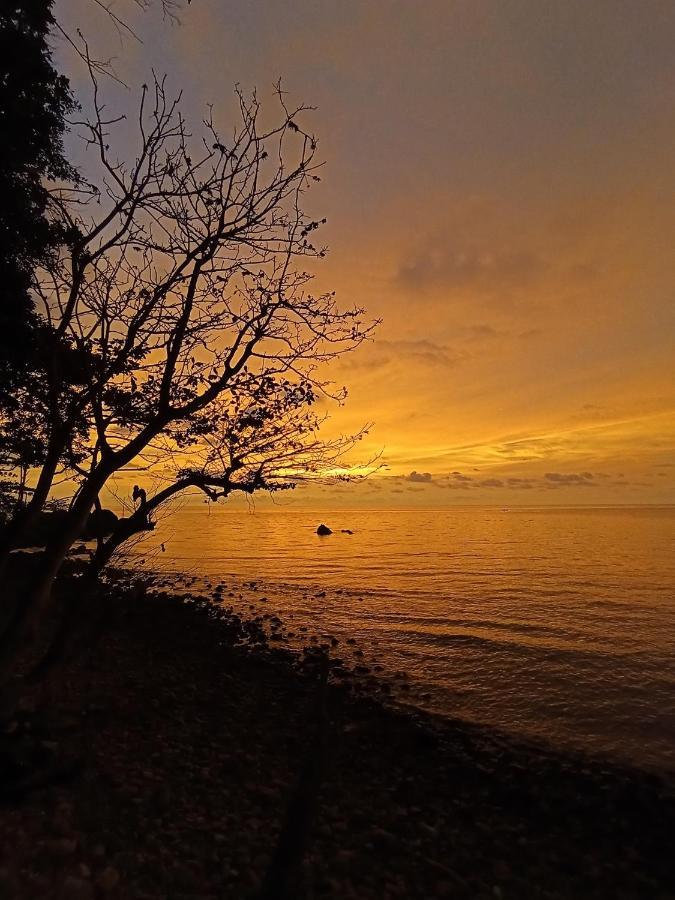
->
<box><xmin>0</xmin><ymin>475</ymin><xmax>104</xmax><ymax>681</ymax></box>
<box><xmin>0</xmin><ymin>437</ymin><xmax>63</xmax><ymax>582</ymax></box>
<box><xmin>26</xmin><ymin>568</ymin><xmax>103</xmax><ymax>684</ymax></box>
<box><xmin>28</xmin><ymin>503</ymin><xmax>159</xmax><ymax>683</ymax></box>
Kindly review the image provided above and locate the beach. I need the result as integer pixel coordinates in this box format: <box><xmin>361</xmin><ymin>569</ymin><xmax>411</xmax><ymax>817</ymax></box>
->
<box><xmin>1</xmin><ymin>576</ymin><xmax>673</xmax><ymax>900</ymax></box>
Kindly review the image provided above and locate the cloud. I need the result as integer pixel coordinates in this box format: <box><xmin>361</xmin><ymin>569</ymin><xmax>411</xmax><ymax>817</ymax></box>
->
<box><xmin>393</xmin><ymin>470</ymin><xmax>608</xmax><ymax>491</ymax></box>
<box><xmin>462</xmin><ymin>324</ymin><xmax>503</xmax><ymax>341</ymax></box>
<box><xmin>506</xmin><ymin>477</ymin><xmax>536</xmax><ymax>489</ymax></box>
<box><xmin>490</xmin><ymin>436</ymin><xmax>560</xmax><ymax>461</ymax></box>
<box><xmin>382</xmin><ymin>339</ymin><xmax>464</xmax><ymax>367</ymax></box>
<box><xmin>396</xmin><ymin>244</ymin><xmax>548</xmax><ymax>295</ymax></box>
<box><xmin>362</xmin><ymin>465</ymin><xmax>654</xmax><ymax>500</ymax></box>
<box><xmin>341</xmin><ymin>338</ymin><xmax>465</xmax><ymax>373</ymax></box>
<box><xmin>545</xmin><ymin>472</ymin><xmax>595</xmax><ymax>485</ymax></box>
<box><xmin>406</xmin><ymin>470</ymin><xmax>434</xmax><ymax>483</ymax></box>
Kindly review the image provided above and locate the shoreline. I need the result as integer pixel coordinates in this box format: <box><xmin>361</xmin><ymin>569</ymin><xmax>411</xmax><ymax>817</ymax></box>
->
<box><xmin>127</xmin><ymin>564</ymin><xmax>675</xmax><ymax>776</ymax></box>
<box><xmin>1</xmin><ymin>579</ymin><xmax>674</xmax><ymax>898</ymax></box>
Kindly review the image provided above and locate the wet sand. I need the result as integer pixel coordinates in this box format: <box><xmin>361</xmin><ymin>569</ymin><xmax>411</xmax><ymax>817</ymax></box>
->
<box><xmin>0</xmin><ymin>583</ymin><xmax>673</xmax><ymax>899</ymax></box>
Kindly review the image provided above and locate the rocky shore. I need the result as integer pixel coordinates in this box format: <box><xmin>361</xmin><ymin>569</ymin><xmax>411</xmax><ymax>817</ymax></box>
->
<box><xmin>1</xmin><ymin>581</ymin><xmax>674</xmax><ymax>899</ymax></box>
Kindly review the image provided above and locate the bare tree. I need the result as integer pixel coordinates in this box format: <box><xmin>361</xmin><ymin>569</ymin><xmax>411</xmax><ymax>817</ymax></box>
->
<box><xmin>0</xmin><ymin>71</ymin><xmax>376</xmax><ymax>673</ymax></box>
<box><xmin>55</xmin><ymin>0</ymin><xmax>184</xmax><ymax>85</ymax></box>
<box><xmin>30</xmin><ymin>383</ymin><xmax>370</xmax><ymax>682</ymax></box>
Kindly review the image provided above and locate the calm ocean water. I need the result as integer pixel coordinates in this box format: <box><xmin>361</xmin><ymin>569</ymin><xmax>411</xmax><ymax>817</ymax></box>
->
<box><xmin>131</xmin><ymin>504</ymin><xmax>675</xmax><ymax>770</ymax></box>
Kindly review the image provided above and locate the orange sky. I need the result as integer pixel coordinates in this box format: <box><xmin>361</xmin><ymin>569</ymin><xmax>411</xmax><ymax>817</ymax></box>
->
<box><xmin>57</xmin><ymin>0</ymin><xmax>675</xmax><ymax>505</ymax></box>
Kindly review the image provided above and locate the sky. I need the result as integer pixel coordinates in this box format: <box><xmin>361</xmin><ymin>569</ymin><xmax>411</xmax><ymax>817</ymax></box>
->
<box><xmin>55</xmin><ymin>0</ymin><xmax>675</xmax><ymax>505</ymax></box>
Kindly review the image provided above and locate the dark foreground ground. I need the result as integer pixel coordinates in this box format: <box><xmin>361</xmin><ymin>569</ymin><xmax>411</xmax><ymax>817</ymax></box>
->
<box><xmin>0</xmin><ymin>586</ymin><xmax>674</xmax><ymax>900</ymax></box>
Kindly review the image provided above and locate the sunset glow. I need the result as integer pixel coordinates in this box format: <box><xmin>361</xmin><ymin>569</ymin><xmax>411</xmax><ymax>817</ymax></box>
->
<box><xmin>2</xmin><ymin>4</ymin><xmax>675</xmax><ymax>896</ymax></box>
<box><xmin>55</xmin><ymin>0</ymin><xmax>675</xmax><ymax>506</ymax></box>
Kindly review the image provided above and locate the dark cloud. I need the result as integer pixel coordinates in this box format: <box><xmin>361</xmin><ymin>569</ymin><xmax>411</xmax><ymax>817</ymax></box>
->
<box><xmin>406</xmin><ymin>470</ymin><xmax>434</xmax><ymax>483</ymax></box>
<box><xmin>545</xmin><ymin>472</ymin><xmax>595</xmax><ymax>485</ymax></box>
<box><xmin>376</xmin><ymin>468</ymin><xmax>645</xmax><ymax>495</ymax></box>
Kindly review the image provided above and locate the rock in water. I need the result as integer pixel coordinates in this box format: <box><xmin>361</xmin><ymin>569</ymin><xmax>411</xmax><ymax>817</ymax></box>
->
<box><xmin>316</xmin><ymin>523</ymin><xmax>332</xmax><ymax>535</ymax></box>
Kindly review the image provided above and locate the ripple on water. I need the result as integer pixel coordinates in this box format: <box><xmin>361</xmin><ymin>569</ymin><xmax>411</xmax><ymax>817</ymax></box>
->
<box><xmin>132</xmin><ymin>505</ymin><xmax>675</xmax><ymax>770</ymax></box>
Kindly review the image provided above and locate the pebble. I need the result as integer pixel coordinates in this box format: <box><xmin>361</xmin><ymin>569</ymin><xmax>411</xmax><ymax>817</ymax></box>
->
<box><xmin>62</xmin><ymin>876</ymin><xmax>94</xmax><ymax>900</ymax></box>
<box><xmin>96</xmin><ymin>866</ymin><xmax>121</xmax><ymax>892</ymax></box>
<box><xmin>3</xmin><ymin>578</ymin><xmax>669</xmax><ymax>900</ymax></box>
<box><xmin>47</xmin><ymin>837</ymin><xmax>78</xmax><ymax>855</ymax></box>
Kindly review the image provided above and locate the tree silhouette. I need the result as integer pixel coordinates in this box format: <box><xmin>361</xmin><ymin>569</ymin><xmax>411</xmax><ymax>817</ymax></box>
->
<box><xmin>0</xmin><ymin>1</ymin><xmax>78</xmax><ymax>512</ymax></box>
<box><xmin>0</xmin><ymin>0</ymin><xmax>193</xmax><ymax>528</ymax></box>
<box><xmin>0</xmin><ymin>70</ymin><xmax>376</xmax><ymax>673</ymax></box>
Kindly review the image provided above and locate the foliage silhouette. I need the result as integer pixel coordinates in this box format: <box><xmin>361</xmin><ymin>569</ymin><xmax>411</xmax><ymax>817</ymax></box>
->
<box><xmin>0</xmin><ymin>1</ymin><xmax>77</xmax><ymax>404</ymax></box>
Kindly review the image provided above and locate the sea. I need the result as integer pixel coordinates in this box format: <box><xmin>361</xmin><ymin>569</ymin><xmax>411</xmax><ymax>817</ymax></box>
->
<box><xmin>129</xmin><ymin>504</ymin><xmax>675</xmax><ymax>771</ymax></box>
